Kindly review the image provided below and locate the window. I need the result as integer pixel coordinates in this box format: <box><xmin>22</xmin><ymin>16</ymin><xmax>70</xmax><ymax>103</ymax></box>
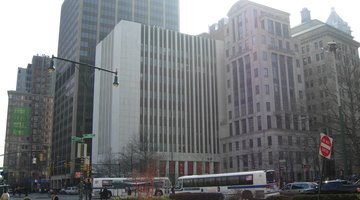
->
<box><xmin>242</xmin><ymin>140</ymin><xmax>246</xmax><ymax>150</ymax></box>
<box><xmin>278</xmin><ymin>136</ymin><xmax>283</xmax><ymax>145</ymax></box>
<box><xmin>267</xmin><ymin>20</ymin><xmax>274</xmax><ymax>33</ymax></box>
<box><xmin>297</xmin><ymin>75</ymin><xmax>302</xmax><ymax>83</ymax></box>
<box><xmin>229</xmin><ymin>123</ymin><xmax>233</xmax><ymax>136</ymax></box>
<box><xmin>256</xmin><ymin>85</ymin><xmax>260</xmax><ymax>94</ymax></box>
<box><xmin>266</xmin><ymin>102</ymin><xmax>271</xmax><ymax>111</ymax></box>
<box><xmin>267</xmin><ymin>116</ymin><xmax>272</xmax><ymax>129</ymax></box>
<box><xmin>223</xmin><ymin>144</ymin><xmax>226</xmax><ymax>153</ymax></box>
<box><xmin>249</xmin><ymin>139</ymin><xmax>253</xmax><ymax>148</ymax></box>
<box><xmin>241</xmin><ymin>119</ymin><xmax>247</xmax><ymax>134</ymax></box>
<box><xmin>242</xmin><ymin>155</ymin><xmax>249</xmax><ymax>167</ymax></box>
<box><xmin>258</xmin><ymin>152</ymin><xmax>262</xmax><ymax>166</ymax></box>
<box><xmin>228</xmin><ymin>95</ymin><xmax>232</xmax><ymax>104</ymax></box>
<box><xmin>265</xmin><ymin>85</ymin><xmax>270</xmax><ymax>95</ymax></box>
<box><xmin>256</xmin><ymin>102</ymin><xmax>261</xmax><ymax>112</ymax></box>
<box><xmin>288</xmin><ymin>136</ymin><xmax>292</xmax><ymax>145</ymax></box>
<box><xmin>262</xmin><ymin>51</ymin><xmax>267</xmax><ymax>61</ymax></box>
<box><xmin>229</xmin><ymin>143</ymin><xmax>233</xmax><ymax>152</ymax></box>
<box><xmin>249</xmin><ymin>117</ymin><xmax>254</xmax><ymax>132</ymax></box>
<box><xmin>236</xmin><ymin>141</ymin><xmax>240</xmax><ymax>151</ymax></box>
<box><xmin>264</xmin><ymin>68</ymin><xmax>269</xmax><ymax>77</ymax></box>
<box><xmin>257</xmin><ymin>138</ymin><xmax>261</xmax><ymax>147</ymax></box>
<box><xmin>257</xmin><ymin>116</ymin><xmax>262</xmax><ymax>130</ymax></box>
<box><xmin>227</xmin><ymin>80</ymin><xmax>231</xmax><ymax>88</ymax></box>
<box><xmin>268</xmin><ymin>152</ymin><xmax>273</xmax><ymax>165</ymax></box>
<box><xmin>267</xmin><ymin>136</ymin><xmax>272</xmax><ymax>146</ymax></box>
<box><xmin>254</xmin><ymin>68</ymin><xmax>259</xmax><ymax>77</ymax></box>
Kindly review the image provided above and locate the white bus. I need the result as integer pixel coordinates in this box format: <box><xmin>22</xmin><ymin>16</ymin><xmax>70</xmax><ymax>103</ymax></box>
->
<box><xmin>92</xmin><ymin>177</ymin><xmax>172</xmax><ymax>198</ymax></box>
<box><xmin>175</xmin><ymin>170</ymin><xmax>279</xmax><ymax>199</ymax></box>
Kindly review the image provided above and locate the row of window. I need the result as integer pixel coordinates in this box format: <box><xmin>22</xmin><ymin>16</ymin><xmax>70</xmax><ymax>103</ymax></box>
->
<box><xmin>223</xmin><ymin>150</ymin><xmax>309</xmax><ymax>170</ymax></box>
<box><xmin>223</xmin><ymin>135</ymin><xmax>306</xmax><ymax>153</ymax></box>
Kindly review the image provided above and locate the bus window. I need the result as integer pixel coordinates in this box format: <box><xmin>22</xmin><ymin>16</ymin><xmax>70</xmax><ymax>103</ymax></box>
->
<box><xmin>220</xmin><ymin>177</ymin><xmax>227</xmax><ymax>185</ymax></box>
<box><xmin>183</xmin><ymin>179</ymin><xmax>192</xmax><ymax>187</ymax></box>
<box><xmin>266</xmin><ymin>171</ymin><xmax>276</xmax><ymax>183</ymax></box>
<box><xmin>239</xmin><ymin>175</ymin><xmax>253</xmax><ymax>185</ymax></box>
<box><xmin>215</xmin><ymin>177</ymin><xmax>221</xmax><ymax>186</ymax></box>
<box><xmin>204</xmin><ymin>177</ymin><xmax>215</xmax><ymax>187</ymax></box>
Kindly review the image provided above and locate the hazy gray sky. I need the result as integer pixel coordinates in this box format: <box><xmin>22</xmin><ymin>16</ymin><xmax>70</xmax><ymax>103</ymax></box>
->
<box><xmin>0</xmin><ymin>0</ymin><xmax>359</xmax><ymax>166</ymax></box>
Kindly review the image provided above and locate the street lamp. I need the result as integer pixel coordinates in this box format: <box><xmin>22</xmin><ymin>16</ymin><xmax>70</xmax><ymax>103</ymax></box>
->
<box><xmin>327</xmin><ymin>41</ymin><xmax>348</xmax><ymax>179</ymax></box>
<box><xmin>49</xmin><ymin>55</ymin><xmax>119</xmax><ymax>86</ymax></box>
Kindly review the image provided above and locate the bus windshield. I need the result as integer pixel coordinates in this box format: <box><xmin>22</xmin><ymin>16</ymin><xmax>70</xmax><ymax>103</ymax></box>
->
<box><xmin>266</xmin><ymin>170</ymin><xmax>276</xmax><ymax>183</ymax></box>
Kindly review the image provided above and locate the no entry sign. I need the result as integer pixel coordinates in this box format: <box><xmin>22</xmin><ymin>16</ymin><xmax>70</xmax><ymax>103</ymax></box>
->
<box><xmin>319</xmin><ymin>133</ymin><xmax>333</xmax><ymax>159</ymax></box>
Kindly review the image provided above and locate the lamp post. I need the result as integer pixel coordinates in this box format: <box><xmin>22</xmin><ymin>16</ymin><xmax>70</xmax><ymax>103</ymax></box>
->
<box><xmin>49</xmin><ymin>55</ymin><xmax>118</xmax><ymax>185</ymax></box>
<box><xmin>49</xmin><ymin>55</ymin><xmax>119</xmax><ymax>86</ymax></box>
<box><xmin>328</xmin><ymin>41</ymin><xmax>348</xmax><ymax>179</ymax></box>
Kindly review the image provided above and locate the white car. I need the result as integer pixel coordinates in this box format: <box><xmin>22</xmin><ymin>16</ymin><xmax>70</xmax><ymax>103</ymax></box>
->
<box><xmin>64</xmin><ymin>187</ymin><xmax>79</xmax><ymax>195</ymax></box>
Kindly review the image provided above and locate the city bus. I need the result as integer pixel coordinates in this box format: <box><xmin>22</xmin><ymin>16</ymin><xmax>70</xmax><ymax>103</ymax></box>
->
<box><xmin>174</xmin><ymin>170</ymin><xmax>279</xmax><ymax>199</ymax></box>
<box><xmin>92</xmin><ymin>177</ymin><xmax>172</xmax><ymax>198</ymax></box>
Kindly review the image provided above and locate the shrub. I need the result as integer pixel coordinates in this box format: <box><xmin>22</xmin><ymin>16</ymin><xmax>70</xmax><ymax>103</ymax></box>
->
<box><xmin>170</xmin><ymin>192</ymin><xmax>224</xmax><ymax>200</ymax></box>
<box><xmin>266</xmin><ymin>195</ymin><xmax>292</xmax><ymax>200</ymax></box>
<box><xmin>293</xmin><ymin>194</ymin><xmax>360</xmax><ymax>200</ymax></box>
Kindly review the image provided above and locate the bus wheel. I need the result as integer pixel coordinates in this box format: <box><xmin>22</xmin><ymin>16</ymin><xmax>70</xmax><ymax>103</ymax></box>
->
<box><xmin>155</xmin><ymin>190</ymin><xmax>163</xmax><ymax>196</ymax></box>
<box><xmin>241</xmin><ymin>190</ymin><xmax>253</xmax><ymax>200</ymax></box>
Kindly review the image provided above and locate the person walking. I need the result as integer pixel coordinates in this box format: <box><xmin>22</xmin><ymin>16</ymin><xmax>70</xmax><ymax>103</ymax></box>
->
<box><xmin>101</xmin><ymin>188</ymin><xmax>108</xmax><ymax>200</ymax></box>
<box><xmin>0</xmin><ymin>188</ymin><xmax>10</xmax><ymax>200</ymax></box>
<box><xmin>84</xmin><ymin>179</ymin><xmax>92</xmax><ymax>200</ymax></box>
<box><xmin>51</xmin><ymin>190</ymin><xmax>59</xmax><ymax>200</ymax></box>
<box><xmin>23</xmin><ymin>193</ymin><xmax>31</xmax><ymax>200</ymax></box>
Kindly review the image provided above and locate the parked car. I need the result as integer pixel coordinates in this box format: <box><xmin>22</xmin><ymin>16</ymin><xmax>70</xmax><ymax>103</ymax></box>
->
<box><xmin>64</xmin><ymin>186</ymin><xmax>79</xmax><ymax>195</ymax></box>
<box><xmin>320</xmin><ymin>180</ymin><xmax>360</xmax><ymax>194</ymax></box>
<box><xmin>280</xmin><ymin>182</ymin><xmax>318</xmax><ymax>195</ymax></box>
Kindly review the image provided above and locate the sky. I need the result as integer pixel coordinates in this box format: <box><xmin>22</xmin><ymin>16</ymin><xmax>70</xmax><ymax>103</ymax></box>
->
<box><xmin>0</xmin><ymin>0</ymin><xmax>359</xmax><ymax>166</ymax></box>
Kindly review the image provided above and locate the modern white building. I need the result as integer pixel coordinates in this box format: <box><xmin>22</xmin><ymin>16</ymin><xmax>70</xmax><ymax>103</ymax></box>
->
<box><xmin>92</xmin><ymin>20</ymin><xmax>225</xmax><ymax>182</ymax></box>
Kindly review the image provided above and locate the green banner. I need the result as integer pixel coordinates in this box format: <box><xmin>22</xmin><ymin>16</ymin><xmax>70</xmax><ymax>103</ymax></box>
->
<box><xmin>11</xmin><ymin>107</ymin><xmax>31</xmax><ymax>136</ymax></box>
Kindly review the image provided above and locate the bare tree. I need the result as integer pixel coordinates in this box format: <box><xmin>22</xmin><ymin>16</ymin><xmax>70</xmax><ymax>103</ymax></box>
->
<box><xmin>310</xmin><ymin>45</ymin><xmax>360</xmax><ymax>177</ymax></box>
<box><xmin>119</xmin><ymin>135</ymin><xmax>162</xmax><ymax>176</ymax></box>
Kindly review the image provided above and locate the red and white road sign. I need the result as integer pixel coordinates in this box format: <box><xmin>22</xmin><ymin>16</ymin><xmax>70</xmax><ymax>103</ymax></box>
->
<box><xmin>319</xmin><ymin>133</ymin><xmax>333</xmax><ymax>159</ymax></box>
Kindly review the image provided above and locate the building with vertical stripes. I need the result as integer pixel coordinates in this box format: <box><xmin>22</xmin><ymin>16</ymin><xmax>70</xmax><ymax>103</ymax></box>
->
<box><xmin>92</xmin><ymin>20</ymin><xmax>225</xmax><ymax>182</ymax></box>
<box><xmin>52</xmin><ymin>0</ymin><xmax>179</xmax><ymax>187</ymax></box>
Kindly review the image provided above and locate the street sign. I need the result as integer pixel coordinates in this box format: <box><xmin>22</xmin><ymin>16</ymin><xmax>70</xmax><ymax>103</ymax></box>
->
<box><xmin>71</xmin><ymin>136</ymin><xmax>83</xmax><ymax>142</ymax></box>
<box><xmin>319</xmin><ymin>133</ymin><xmax>333</xmax><ymax>159</ymax></box>
<box><xmin>83</xmin><ymin>133</ymin><xmax>95</xmax><ymax>138</ymax></box>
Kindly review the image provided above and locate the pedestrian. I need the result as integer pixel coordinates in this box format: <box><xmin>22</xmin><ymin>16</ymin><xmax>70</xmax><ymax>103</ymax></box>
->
<box><xmin>101</xmin><ymin>188</ymin><xmax>108</xmax><ymax>200</ymax></box>
<box><xmin>127</xmin><ymin>187</ymin><xmax>131</xmax><ymax>196</ymax></box>
<box><xmin>23</xmin><ymin>193</ymin><xmax>31</xmax><ymax>200</ymax></box>
<box><xmin>0</xmin><ymin>188</ymin><xmax>10</xmax><ymax>200</ymax></box>
<box><xmin>84</xmin><ymin>179</ymin><xmax>92</xmax><ymax>200</ymax></box>
<box><xmin>51</xmin><ymin>190</ymin><xmax>59</xmax><ymax>200</ymax></box>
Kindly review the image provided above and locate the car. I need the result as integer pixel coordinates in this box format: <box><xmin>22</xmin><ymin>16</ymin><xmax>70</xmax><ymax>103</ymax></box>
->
<box><xmin>64</xmin><ymin>187</ymin><xmax>79</xmax><ymax>195</ymax></box>
<box><xmin>280</xmin><ymin>182</ymin><xmax>318</xmax><ymax>196</ymax></box>
<box><xmin>320</xmin><ymin>179</ymin><xmax>360</xmax><ymax>194</ymax></box>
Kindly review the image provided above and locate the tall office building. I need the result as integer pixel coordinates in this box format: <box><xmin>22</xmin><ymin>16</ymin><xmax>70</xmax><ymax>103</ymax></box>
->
<box><xmin>52</xmin><ymin>0</ymin><xmax>179</xmax><ymax>187</ymax></box>
<box><xmin>93</xmin><ymin>20</ymin><xmax>224</xmax><ymax>183</ymax></box>
<box><xmin>219</xmin><ymin>0</ymin><xmax>312</xmax><ymax>183</ymax></box>
<box><xmin>292</xmin><ymin>8</ymin><xmax>360</xmax><ymax>178</ymax></box>
<box><xmin>4</xmin><ymin>55</ymin><xmax>55</xmax><ymax>191</ymax></box>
